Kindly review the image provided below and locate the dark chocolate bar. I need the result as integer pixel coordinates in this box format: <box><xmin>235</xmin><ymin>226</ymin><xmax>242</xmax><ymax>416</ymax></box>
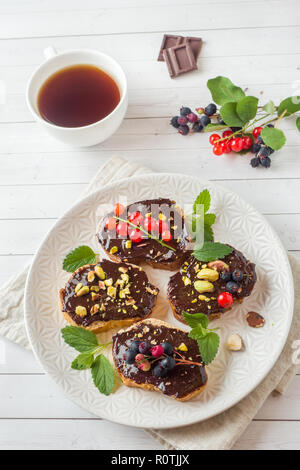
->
<box><xmin>183</xmin><ymin>36</ymin><xmax>202</xmax><ymax>60</ymax></box>
<box><xmin>157</xmin><ymin>34</ymin><xmax>183</xmax><ymax>61</ymax></box>
<box><xmin>164</xmin><ymin>42</ymin><xmax>197</xmax><ymax>78</ymax></box>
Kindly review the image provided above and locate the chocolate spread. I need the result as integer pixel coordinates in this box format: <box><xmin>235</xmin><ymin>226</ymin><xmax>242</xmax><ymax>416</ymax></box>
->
<box><xmin>113</xmin><ymin>321</ymin><xmax>207</xmax><ymax>399</ymax></box>
<box><xmin>167</xmin><ymin>247</ymin><xmax>256</xmax><ymax>319</ymax></box>
<box><xmin>60</xmin><ymin>260</ymin><xmax>158</xmax><ymax>327</ymax></box>
<box><xmin>97</xmin><ymin>198</ymin><xmax>190</xmax><ymax>268</ymax></box>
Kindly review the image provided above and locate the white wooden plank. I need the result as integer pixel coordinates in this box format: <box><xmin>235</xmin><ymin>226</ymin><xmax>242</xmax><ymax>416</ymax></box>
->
<box><xmin>0</xmin><ymin>1</ymin><xmax>298</xmax><ymax>39</ymax></box>
<box><xmin>0</xmin><ymin>336</ymin><xmax>41</xmax><ymax>373</ymax></box>
<box><xmin>0</xmin><ymin>418</ymin><xmax>162</xmax><ymax>450</ymax></box>
<box><xmin>0</xmin><ymin>255</ymin><xmax>31</xmax><ymax>284</ymax></box>
<box><xmin>233</xmin><ymin>421</ymin><xmax>300</xmax><ymax>450</ymax></box>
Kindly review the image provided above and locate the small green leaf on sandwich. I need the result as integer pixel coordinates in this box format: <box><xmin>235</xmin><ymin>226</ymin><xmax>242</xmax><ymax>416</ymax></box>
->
<box><xmin>193</xmin><ymin>241</ymin><xmax>233</xmax><ymax>262</ymax></box>
<box><xmin>62</xmin><ymin>245</ymin><xmax>97</xmax><ymax>272</ymax></box>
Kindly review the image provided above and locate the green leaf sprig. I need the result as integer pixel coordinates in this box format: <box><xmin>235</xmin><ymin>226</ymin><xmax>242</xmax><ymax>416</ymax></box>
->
<box><xmin>182</xmin><ymin>312</ymin><xmax>220</xmax><ymax>365</ymax></box>
<box><xmin>190</xmin><ymin>189</ymin><xmax>233</xmax><ymax>262</ymax></box>
<box><xmin>63</xmin><ymin>245</ymin><xmax>97</xmax><ymax>272</ymax></box>
<box><xmin>62</xmin><ymin>326</ymin><xmax>114</xmax><ymax>396</ymax></box>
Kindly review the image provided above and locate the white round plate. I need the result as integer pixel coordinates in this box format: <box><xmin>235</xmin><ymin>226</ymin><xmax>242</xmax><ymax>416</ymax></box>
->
<box><xmin>25</xmin><ymin>173</ymin><xmax>294</xmax><ymax>429</ymax></box>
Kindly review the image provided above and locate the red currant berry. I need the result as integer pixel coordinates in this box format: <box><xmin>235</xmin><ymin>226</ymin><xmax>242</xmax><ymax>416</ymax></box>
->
<box><xmin>162</xmin><ymin>229</ymin><xmax>172</xmax><ymax>242</ymax></box>
<box><xmin>105</xmin><ymin>217</ymin><xmax>117</xmax><ymax>231</ymax></box>
<box><xmin>116</xmin><ymin>222</ymin><xmax>128</xmax><ymax>237</ymax></box>
<box><xmin>209</xmin><ymin>133</ymin><xmax>220</xmax><ymax>145</ymax></box>
<box><xmin>222</xmin><ymin>130</ymin><xmax>233</xmax><ymax>138</ymax></box>
<box><xmin>252</xmin><ymin>127</ymin><xmax>263</xmax><ymax>139</ymax></box>
<box><xmin>144</xmin><ymin>217</ymin><xmax>157</xmax><ymax>232</ymax></box>
<box><xmin>213</xmin><ymin>144</ymin><xmax>223</xmax><ymax>156</ymax></box>
<box><xmin>113</xmin><ymin>203</ymin><xmax>125</xmax><ymax>216</ymax></box>
<box><xmin>151</xmin><ymin>344</ymin><xmax>164</xmax><ymax>358</ymax></box>
<box><xmin>217</xmin><ymin>292</ymin><xmax>233</xmax><ymax>308</ymax></box>
<box><xmin>158</xmin><ymin>220</ymin><xmax>169</xmax><ymax>234</ymax></box>
<box><xmin>129</xmin><ymin>211</ymin><xmax>143</xmax><ymax>226</ymax></box>
<box><xmin>230</xmin><ymin>138</ymin><xmax>244</xmax><ymax>152</ymax></box>
<box><xmin>129</xmin><ymin>228</ymin><xmax>142</xmax><ymax>243</ymax></box>
<box><xmin>220</xmin><ymin>141</ymin><xmax>231</xmax><ymax>154</ymax></box>
<box><xmin>242</xmin><ymin>136</ymin><xmax>253</xmax><ymax>150</ymax></box>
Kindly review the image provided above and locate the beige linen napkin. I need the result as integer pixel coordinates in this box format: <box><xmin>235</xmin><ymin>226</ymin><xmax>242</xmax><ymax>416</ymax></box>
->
<box><xmin>0</xmin><ymin>156</ymin><xmax>298</xmax><ymax>450</ymax></box>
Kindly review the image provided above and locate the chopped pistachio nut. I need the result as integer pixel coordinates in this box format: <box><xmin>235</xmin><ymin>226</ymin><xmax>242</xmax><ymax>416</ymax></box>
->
<box><xmin>158</xmin><ymin>213</ymin><xmax>167</xmax><ymax>221</ymax></box>
<box><xmin>121</xmin><ymin>273</ymin><xmax>129</xmax><ymax>284</ymax></box>
<box><xmin>107</xmin><ymin>286</ymin><xmax>117</xmax><ymax>298</ymax></box>
<box><xmin>145</xmin><ymin>212</ymin><xmax>151</xmax><ymax>218</ymax></box>
<box><xmin>98</xmin><ymin>281</ymin><xmax>106</xmax><ymax>290</ymax></box>
<box><xmin>100</xmin><ymin>303</ymin><xmax>106</xmax><ymax>311</ymax></box>
<box><xmin>104</xmin><ymin>278</ymin><xmax>113</xmax><ymax>287</ymax></box>
<box><xmin>132</xmin><ymin>304</ymin><xmax>138</xmax><ymax>310</ymax></box>
<box><xmin>182</xmin><ymin>275</ymin><xmax>191</xmax><ymax>286</ymax></box>
<box><xmin>90</xmin><ymin>304</ymin><xmax>100</xmax><ymax>315</ymax></box>
<box><xmin>75</xmin><ymin>306</ymin><xmax>87</xmax><ymax>317</ymax></box>
<box><xmin>208</xmin><ymin>260</ymin><xmax>229</xmax><ymax>271</ymax></box>
<box><xmin>119</xmin><ymin>287</ymin><xmax>130</xmax><ymax>298</ymax></box>
<box><xmin>178</xmin><ymin>343</ymin><xmax>188</xmax><ymax>352</ymax></box>
<box><xmin>95</xmin><ymin>265</ymin><xmax>105</xmax><ymax>280</ymax></box>
<box><xmin>74</xmin><ymin>283</ymin><xmax>83</xmax><ymax>294</ymax></box>
<box><xmin>198</xmin><ymin>294</ymin><xmax>209</xmax><ymax>301</ymax></box>
<box><xmin>110</xmin><ymin>246</ymin><xmax>118</xmax><ymax>255</ymax></box>
<box><xmin>91</xmin><ymin>292</ymin><xmax>100</xmax><ymax>301</ymax></box>
<box><xmin>87</xmin><ymin>271</ymin><xmax>95</xmax><ymax>282</ymax></box>
<box><xmin>90</xmin><ymin>285</ymin><xmax>100</xmax><ymax>292</ymax></box>
<box><xmin>197</xmin><ymin>268</ymin><xmax>219</xmax><ymax>282</ymax></box>
<box><xmin>125</xmin><ymin>298</ymin><xmax>136</xmax><ymax>306</ymax></box>
<box><xmin>191</xmin><ymin>299</ymin><xmax>197</xmax><ymax>303</ymax></box>
<box><xmin>76</xmin><ymin>285</ymin><xmax>89</xmax><ymax>296</ymax></box>
<box><xmin>125</xmin><ymin>240</ymin><xmax>132</xmax><ymax>249</ymax></box>
<box><xmin>118</xmin><ymin>266</ymin><xmax>128</xmax><ymax>274</ymax></box>
<box><xmin>194</xmin><ymin>280</ymin><xmax>214</xmax><ymax>294</ymax></box>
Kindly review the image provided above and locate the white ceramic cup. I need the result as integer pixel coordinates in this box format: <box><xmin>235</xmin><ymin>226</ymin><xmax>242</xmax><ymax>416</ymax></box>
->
<box><xmin>26</xmin><ymin>47</ymin><xmax>128</xmax><ymax>147</ymax></box>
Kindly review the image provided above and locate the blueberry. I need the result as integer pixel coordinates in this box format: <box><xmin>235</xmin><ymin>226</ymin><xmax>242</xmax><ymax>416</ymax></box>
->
<box><xmin>220</xmin><ymin>271</ymin><xmax>232</xmax><ymax>282</ymax></box>
<box><xmin>200</xmin><ymin>115</ymin><xmax>211</xmax><ymax>127</ymax></box>
<box><xmin>153</xmin><ymin>364</ymin><xmax>168</xmax><ymax>378</ymax></box>
<box><xmin>204</xmin><ymin>103</ymin><xmax>217</xmax><ymax>116</ymax></box>
<box><xmin>125</xmin><ymin>349</ymin><xmax>137</xmax><ymax>364</ymax></box>
<box><xmin>217</xmin><ymin>116</ymin><xmax>225</xmax><ymax>125</ymax></box>
<box><xmin>193</xmin><ymin>122</ymin><xmax>203</xmax><ymax>132</ymax></box>
<box><xmin>139</xmin><ymin>341</ymin><xmax>151</xmax><ymax>354</ymax></box>
<box><xmin>260</xmin><ymin>156</ymin><xmax>271</xmax><ymax>168</ymax></box>
<box><xmin>180</xmin><ymin>106</ymin><xmax>192</xmax><ymax>116</ymax></box>
<box><xmin>267</xmin><ymin>124</ymin><xmax>274</xmax><ymax>128</ymax></box>
<box><xmin>177</xmin><ymin>116</ymin><xmax>188</xmax><ymax>126</ymax></box>
<box><xmin>258</xmin><ymin>145</ymin><xmax>271</xmax><ymax>158</ymax></box>
<box><xmin>251</xmin><ymin>143</ymin><xmax>261</xmax><ymax>154</ymax></box>
<box><xmin>178</xmin><ymin>125</ymin><xmax>189</xmax><ymax>135</ymax></box>
<box><xmin>225</xmin><ymin>281</ymin><xmax>239</xmax><ymax>294</ymax></box>
<box><xmin>160</xmin><ymin>356</ymin><xmax>176</xmax><ymax>371</ymax></box>
<box><xmin>170</xmin><ymin>116</ymin><xmax>180</xmax><ymax>129</ymax></box>
<box><xmin>129</xmin><ymin>340</ymin><xmax>140</xmax><ymax>354</ymax></box>
<box><xmin>250</xmin><ymin>157</ymin><xmax>260</xmax><ymax>168</ymax></box>
<box><xmin>257</xmin><ymin>135</ymin><xmax>264</xmax><ymax>145</ymax></box>
<box><xmin>268</xmin><ymin>147</ymin><xmax>275</xmax><ymax>154</ymax></box>
<box><xmin>161</xmin><ymin>342</ymin><xmax>173</xmax><ymax>355</ymax></box>
<box><xmin>232</xmin><ymin>269</ymin><xmax>243</xmax><ymax>282</ymax></box>
<box><xmin>231</xmin><ymin>127</ymin><xmax>242</xmax><ymax>132</ymax></box>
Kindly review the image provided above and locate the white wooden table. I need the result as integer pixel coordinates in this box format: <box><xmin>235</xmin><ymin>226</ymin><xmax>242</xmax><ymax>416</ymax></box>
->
<box><xmin>0</xmin><ymin>0</ymin><xmax>299</xmax><ymax>450</ymax></box>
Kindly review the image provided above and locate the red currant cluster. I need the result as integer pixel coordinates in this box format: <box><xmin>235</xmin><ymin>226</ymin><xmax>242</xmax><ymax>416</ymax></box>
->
<box><xmin>209</xmin><ymin>130</ymin><xmax>253</xmax><ymax>156</ymax></box>
<box><xmin>105</xmin><ymin>203</ymin><xmax>173</xmax><ymax>243</ymax></box>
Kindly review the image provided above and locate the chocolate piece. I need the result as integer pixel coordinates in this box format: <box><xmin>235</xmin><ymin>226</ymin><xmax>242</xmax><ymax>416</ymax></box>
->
<box><xmin>157</xmin><ymin>34</ymin><xmax>183</xmax><ymax>61</ymax></box>
<box><xmin>183</xmin><ymin>36</ymin><xmax>202</xmax><ymax>60</ymax></box>
<box><xmin>167</xmin><ymin>246</ymin><xmax>257</xmax><ymax>323</ymax></box>
<box><xmin>97</xmin><ymin>198</ymin><xmax>190</xmax><ymax>270</ymax></box>
<box><xmin>164</xmin><ymin>42</ymin><xmax>197</xmax><ymax>78</ymax></box>
<box><xmin>247</xmin><ymin>311</ymin><xmax>265</xmax><ymax>328</ymax></box>
<box><xmin>113</xmin><ymin>319</ymin><xmax>207</xmax><ymax>400</ymax></box>
<box><xmin>59</xmin><ymin>260</ymin><xmax>159</xmax><ymax>327</ymax></box>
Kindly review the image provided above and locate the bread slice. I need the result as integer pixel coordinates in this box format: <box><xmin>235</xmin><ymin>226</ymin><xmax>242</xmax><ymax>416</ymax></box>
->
<box><xmin>97</xmin><ymin>198</ymin><xmax>191</xmax><ymax>271</ymax></box>
<box><xmin>59</xmin><ymin>260</ymin><xmax>159</xmax><ymax>333</ymax></box>
<box><xmin>167</xmin><ymin>246</ymin><xmax>256</xmax><ymax>324</ymax></box>
<box><xmin>112</xmin><ymin>318</ymin><xmax>207</xmax><ymax>401</ymax></box>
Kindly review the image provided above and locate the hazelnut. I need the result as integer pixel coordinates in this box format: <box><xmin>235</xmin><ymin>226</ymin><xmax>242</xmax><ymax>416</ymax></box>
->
<box><xmin>226</xmin><ymin>334</ymin><xmax>243</xmax><ymax>351</ymax></box>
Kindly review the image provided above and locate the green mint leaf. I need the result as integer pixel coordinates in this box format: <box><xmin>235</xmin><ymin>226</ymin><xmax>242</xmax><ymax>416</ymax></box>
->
<box><xmin>260</xmin><ymin>127</ymin><xmax>286</xmax><ymax>150</ymax></box>
<box><xmin>263</xmin><ymin>100</ymin><xmax>276</xmax><ymax>115</ymax></box>
<box><xmin>207</xmin><ymin>76</ymin><xmax>245</xmax><ymax>106</ymax></box>
<box><xmin>72</xmin><ymin>352</ymin><xmax>94</xmax><ymax>370</ymax></box>
<box><xmin>62</xmin><ymin>245</ymin><xmax>97</xmax><ymax>272</ymax></box>
<box><xmin>277</xmin><ymin>96</ymin><xmax>300</xmax><ymax>117</ymax></box>
<box><xmin>204</xmin><ymin>213</ymin><xmax>216</xmax><ymax>226</ymax></box>
<box><xmin>193</xmin><ymin>189</ymin><xmax>210</xmax><ymax>214</ymax></box>
<box><xmin>203</xmin><ymin>123</ymin><xmax>228</xmax><ymax>133</ymax></box>
<box><xmin>204</xmin><ymin>224</ymin><xmax>214</xmax><ymax>242</ymax></box>
<box><xmin>296</xmin><ymin>117</ymin><xmax>300</xmax><ymax>132</ymax></box>
<box><xmin>183</xmin><ymin>311</ymin><xmax>209</xmax><ymax>329</ymax></box>
<box><xmin>220</xmin><ymin>102</ymin><xmax>246</xmax><ymax>127</ymax></box>
<box><xmin>61</xmin><ymin>325</ymin><xmax>98</xmax><ymax>353</ymax></box>
<box><xmin>236</xmin><ymin>96</ymin><xmax>258</xmax><ymax>122</ymax></box>
<box><xmin>196</xmin><ymin>331</ymin><xmax>220</xmax><ymax>365</ymax></box>
<box><xmin>91</xmin><ymin>354</ymin><xmax>114</xmax><ymax>396</ymax></box>
<box><xmin>193</xmin><ymin>241</ymin><xmax>233</xmax><ymax>262</ymax></box>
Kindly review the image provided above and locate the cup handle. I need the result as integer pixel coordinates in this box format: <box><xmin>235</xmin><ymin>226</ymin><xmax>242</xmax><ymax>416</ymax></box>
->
<box><xmin>43</xmin><ymin>46</ymin><xmax>57</xmax><ymax>60</ymax></box>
